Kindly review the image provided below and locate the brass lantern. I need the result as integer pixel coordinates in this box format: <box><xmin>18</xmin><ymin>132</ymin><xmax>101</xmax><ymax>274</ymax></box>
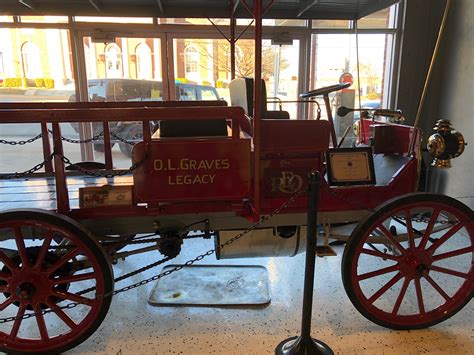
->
<box><xmin>427</xmin><ymin>119</ymin><xmax>466</xmax><ymax>168</ymax></box>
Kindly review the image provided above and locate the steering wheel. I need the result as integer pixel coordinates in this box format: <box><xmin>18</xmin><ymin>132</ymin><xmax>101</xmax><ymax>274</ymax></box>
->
<box><xmin>300</xmin><ymin>82</ymin><xmax>351</xmax><ymax>98</ymax></box>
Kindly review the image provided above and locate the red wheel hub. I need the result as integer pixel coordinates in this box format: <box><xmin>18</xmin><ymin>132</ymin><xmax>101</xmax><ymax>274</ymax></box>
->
<box><xmin>398</xmin><ymin>250</ymin><xmax>432</xmax><ymax>279</ymax></box>
<box><xmin>9</xmin><ymin>267</ymin><xmax>57</xmax><ymax>306</ymax></box>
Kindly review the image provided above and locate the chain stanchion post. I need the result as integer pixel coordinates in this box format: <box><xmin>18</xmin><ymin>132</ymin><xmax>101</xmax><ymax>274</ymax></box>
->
<box><xmin>275</xmin><ymin>171</ymin><xmax>333</xmax><ymax>355</ymax></box>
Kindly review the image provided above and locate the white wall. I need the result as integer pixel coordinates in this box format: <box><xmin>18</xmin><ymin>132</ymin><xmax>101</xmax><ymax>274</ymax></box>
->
<box><xmin>431</xmin><ymin>0</ymin><xmax>474</xmax><ymax>208</ymax></box>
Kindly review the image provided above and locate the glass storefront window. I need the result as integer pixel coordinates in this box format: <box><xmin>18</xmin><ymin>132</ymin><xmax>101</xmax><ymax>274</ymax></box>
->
<box><xmin>160</xmin><ymin>18</ymin><xmax>306</xmax><ymax>26</ymax></box>
<box><xmin>20</xmin><ymin>16</ymin><xmax>69</xmax><ymax>23</ymax></box>
<box><xmin>312</xmin><ymin>19</ymin><xmax>351</xmax><ymax>29</ymax></box>
<box><xmin>236</xmin><ymin>19</ymin><xmax>307</xmax><ymax>26</ymax></box>
<box><xmin>357</xmin><ymin>5</ymin><xmax>397</xmax><ymax>29</ymax></box>
<box><xmin>159</xmin><ymin>18</ymin><xmax>230</xmax><ymax>25</ymax></box>
<box><xmin>0</xmin><ymin>27</ymin><xmax>75</xmax><ymax>174</ymax></box>
<box><xmin>0</xmin><ymin>28</ymin><xmax>74</xmax><ymax>102</ymax></box>
<box><xmin>77</xmin><ymin>36</ymin><xmax>163</xmax><ymax>166</ymax></box>
<box><xmin>173</xmin><ymin>38</ymin><xmax>300</xmax><ymax>118</ymax></box>
<box><xmin>0</xmin><ymin>16</ymin><xmax>14</xmax><ymax>23</ymax></box>
<box><xmin>82</xmin><ymin>36</ymin><xmax>162</xmax><ymax>100</ymax></box>
<box><xmin>309</xmin><ymin>33</ymin><xmax>394</xmax><ymax>145</ymax></box>
<box><xmin>311</xmin><ymin>33</ymin><xmax>393</xmax><ymax>107</ymax></box>
<box><xmin>75</xmin><ymin>17</ymin><xmax>153</xmax><ymax>24</ymax></box>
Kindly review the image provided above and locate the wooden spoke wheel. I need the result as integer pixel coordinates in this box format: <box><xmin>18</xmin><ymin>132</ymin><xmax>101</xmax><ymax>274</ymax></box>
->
<box><xmin>342</xmin><ymin>193</ymin><xmax>473</xmax><ymax>330</ymax></box>
<box><xmin>0</xmin><ymin>210</ymin><xmax>114</xmax><ymax>354</ymax></box>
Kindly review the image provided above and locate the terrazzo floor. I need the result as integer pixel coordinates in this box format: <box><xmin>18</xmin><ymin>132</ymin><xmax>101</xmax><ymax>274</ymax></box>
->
<box><xmin>64</xmin><ymin>238</ymin><xmax>473</xmax><ymax>355</ymax></box>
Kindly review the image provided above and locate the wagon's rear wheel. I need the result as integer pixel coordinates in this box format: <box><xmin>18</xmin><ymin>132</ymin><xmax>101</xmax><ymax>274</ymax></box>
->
<box><xmin>0</xmin><ymin>210</ymin><xmax>114</xmax><ymax>354</ymax></box>
<box><xmin>342</xmin><ymin>193</ymin><xmax>473</xmax><ymax>330</ymax></box>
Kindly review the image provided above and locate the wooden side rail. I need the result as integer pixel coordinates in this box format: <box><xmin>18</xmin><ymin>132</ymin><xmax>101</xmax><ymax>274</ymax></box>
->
<box><xmin>0</xmin><ymin>100</ymin><xmax>227</xmax><ymax>110</ymax></box>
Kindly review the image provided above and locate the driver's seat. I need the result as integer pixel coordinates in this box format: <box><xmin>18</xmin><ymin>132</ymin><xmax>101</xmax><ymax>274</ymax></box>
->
<box><xmin>229</xmin><ymin>78</ymin><xmax>290</xmax><ymax>120</ymax></box>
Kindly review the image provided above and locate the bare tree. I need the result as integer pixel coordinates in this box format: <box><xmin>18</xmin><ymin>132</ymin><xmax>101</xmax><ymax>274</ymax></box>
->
<box><xmin>178</xmin><ymin>39</ymin><xmax>288</xmax><ymax>82</ymax></box>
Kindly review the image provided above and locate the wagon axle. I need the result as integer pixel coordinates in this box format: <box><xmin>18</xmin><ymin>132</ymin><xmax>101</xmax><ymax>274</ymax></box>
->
<box><xmin>15</xmin><ymin>282</ymin><xmax>36</xmax><ymax>301</ymax></box>
<box><xmin>398</xmin><ymin>251</ymin><xmax>432</xmax><ymax>279</ymax></box>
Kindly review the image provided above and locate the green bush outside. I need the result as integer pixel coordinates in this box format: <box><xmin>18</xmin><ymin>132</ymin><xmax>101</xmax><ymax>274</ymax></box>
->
<box><xmin>216</xmin><ymin>80</ymin><xmax>229</xmax><ymax>89</ymax></box>
<box><xmin>3</xmin><ymin>78</ymin><xmax>23</xmax><ymax>87</ymax></box>
<box><xmin>44</xmin><ymin>78</ymin><xmax>54</xmax><ymax>88</ymax></box>
<box><xmin>2</xmin><ymin>77</ymin><xmax>55</xmax><ymax>88</ymax></box>
<box><xmin>34</xmin><ymin>78</ymin><xmax>45</xmax><ymax>87</ymax></box>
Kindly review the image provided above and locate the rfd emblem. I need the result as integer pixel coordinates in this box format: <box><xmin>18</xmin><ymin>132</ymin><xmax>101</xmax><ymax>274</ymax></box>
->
<box><xmin>271</xmin><ymin>171</ymin><xmax>303</xmax><ymax>194</ymax></box>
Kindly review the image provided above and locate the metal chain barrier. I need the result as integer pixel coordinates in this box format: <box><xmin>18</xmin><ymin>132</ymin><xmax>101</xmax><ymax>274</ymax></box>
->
<box><xmin>47</xmin><ymin>129</ymin><xmax>104</xmax><ymax>144</ymax></box>
<box><xmin>0</xmin><ymin>151</ymin><xmax>147</xmax><ymax>180</ymax></box>
<box><xmin>58</xmin><ymin>153</ymin><xmax>147</xmax><ymax>178</ymax></box>
<box><xmin>0</xmin><ymin>187</ymin><xmax>305</xmax><ymax>324</ymax></box>
<box><xmin>0</xmin><ymin>153</ymin><xmax>55</xmax><ymax>180</ymax></box>
<box><xmin>110</xmin><ymin>132</ymin><xmax>136</xmax><ymax>145</ymax></box>
<box><xmin>1</xmin><ymin>131</ymin><xmax>105</xmax><ymax>146</ymax></box>
<box><xmin>0</xmin><ymin>134</ymin><xmax>43</xmax><ymax>146</ymax></box>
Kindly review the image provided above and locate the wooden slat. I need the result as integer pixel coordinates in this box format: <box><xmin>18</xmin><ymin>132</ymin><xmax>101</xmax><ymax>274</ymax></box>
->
<box><xmin>0</xmin><ymin>175</ymin><xmax>133</xmax><ymax>211</ymax></box>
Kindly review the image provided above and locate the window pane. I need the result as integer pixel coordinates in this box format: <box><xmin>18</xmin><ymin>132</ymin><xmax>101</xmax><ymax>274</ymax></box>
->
<box><xmin>75</xmin><ymin>17</ymin><xmax>153</xmax><ymax>24</ymax></box>
<box><xmin>173</xmin><ymin>38</ymin><xmax>300</xmax><ymax>118</ymax></box>
<box><xmin>159</xmin><ymin>18</ymin><xmax>230</xmax><ymax>25</ymax></box>
<box><xmin>237</xmin><ymin>19</ymin><xmax>307</xmax><ymax>26</ymax></box>
<box><xmin>77</xmin><ymin>36</ymin><xmax>163</xmax><ymax>167</ymax></box>
<box><xmin>173</xmin><ymin>38</ymin><xmax>230</xmax><ymax>102</ymax></box>
<box><xmin>263</xmin><ymin>19</ymin><xmax>307</xmax><ymax>26</ymax></box>
<box><xmin>0</xmin><ymin>28</ymin><xmax>74</xmax><ymax>103</ymax></box>
<box><xmin>0</xmin><ymin>16</ymin><xmax>14</xmax><ymax>23</ymax></box>
<box><xmin>309</xmin><ymin>33</ymin><xmax>394</xmax><ymax>145</ymax></box>
<box><xmin>357</xmin><ymin>4</ymin><xmax>397</xmax><ymax>29</ymax></box>
<box><xmin>20</xmin><ymin>16</ymin><xmax>68</xmax><ymax>23</ymax></box>
<box><xmin>82</xmin><ymin>37</ymin><xmax>162</xmax><ymax>100</ymax></box>
<box><xmin>312</xmin><ymin>19</ymin><xmax>351</xmax><ymax>29</ymax></box>
<box><xmin>263</xmin><ymin>39</ymin><xmax>300</xmax><ymax>119</ymax></box>
<box><xmin>0</xmin><ymin>28</ymin><xmax>75</xmax><ymax>174</ymax></box>
<box><xmin>160</xmin><ymin>18</ymin><xmax>306</xmax><ymax>26</ymax></box>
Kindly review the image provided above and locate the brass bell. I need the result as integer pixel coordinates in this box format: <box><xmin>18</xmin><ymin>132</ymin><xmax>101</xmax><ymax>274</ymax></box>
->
<box><xmin>427</xmin><ymin>119</ymin><xmax>466</xmax><ymax>168</ymax></box>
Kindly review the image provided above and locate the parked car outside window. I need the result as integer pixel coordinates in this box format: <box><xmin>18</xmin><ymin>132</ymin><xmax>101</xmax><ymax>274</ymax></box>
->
<box><xmin>69</xmin><ymin>79</ymin><xmax>221</xmax><ymax>157</ymax></box>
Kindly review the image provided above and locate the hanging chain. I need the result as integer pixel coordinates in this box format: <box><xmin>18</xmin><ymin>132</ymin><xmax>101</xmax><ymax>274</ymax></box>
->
<box><xmin>110</xmin><ymin>132</ymin><xmax>136</xmax><ymax>145</ymax></box>
<box><xmin>47</xmin><ymin>129</ymin><xmax>104</xmax><ymax>144</ymax></box>
<box><xmin>57</xmin><ymin>153</ymin><xmax>147</xmax><ymax>178</ymax></box>
<box><xmin>0</xmin><ymin>153</ymin><xmax>55</xmax><ymax>180</ymax></box>
<box><xmin>0</xmin><ymin>134</ymin><xmax>42</xmax><ymax>146</ymax></box>
<box><xmin>0</xmin><ymin>187</ymin><xmax>305</xmax><ymax>324</ymax></box>
<box><xmin>0</xmin><ymin>151</ymin><xmax>147</xmax><ymax>180</ymax></box>
<box><xmin>0</xmin><ymin>131</ymin><xmax>105</xmax><ymax>146</ymax></box>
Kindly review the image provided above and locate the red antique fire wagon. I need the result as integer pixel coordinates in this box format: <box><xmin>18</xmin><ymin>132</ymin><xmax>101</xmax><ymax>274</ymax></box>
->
<box><xmin>0</xmin><ymin>0</ymin><xmax>472</xmax><ymax>354</ymax></box>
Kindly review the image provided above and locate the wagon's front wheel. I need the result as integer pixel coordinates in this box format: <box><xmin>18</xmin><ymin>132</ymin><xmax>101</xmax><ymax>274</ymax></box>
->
<box><xmin>0</xmin><ymin>210</ymin><xmax>114</xmax><ymax>354</ymax></box>
<box><xmin>342</xmin><ymin>193</ymin><xmax>473</xmax><ymax>330</ymax></box>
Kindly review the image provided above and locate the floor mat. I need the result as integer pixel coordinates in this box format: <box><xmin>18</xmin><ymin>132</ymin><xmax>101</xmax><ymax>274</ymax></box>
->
<box><xmin>148</xmin><ymin>264</ymin><xmax>270</xmax><ymax>306</ymax></box>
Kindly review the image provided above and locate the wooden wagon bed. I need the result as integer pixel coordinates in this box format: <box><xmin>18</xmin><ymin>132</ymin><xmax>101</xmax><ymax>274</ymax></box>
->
<box><xmin>0</xmin><ymin>175</ymin><xmax>133</xmax><ymax>211</ymax></box>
